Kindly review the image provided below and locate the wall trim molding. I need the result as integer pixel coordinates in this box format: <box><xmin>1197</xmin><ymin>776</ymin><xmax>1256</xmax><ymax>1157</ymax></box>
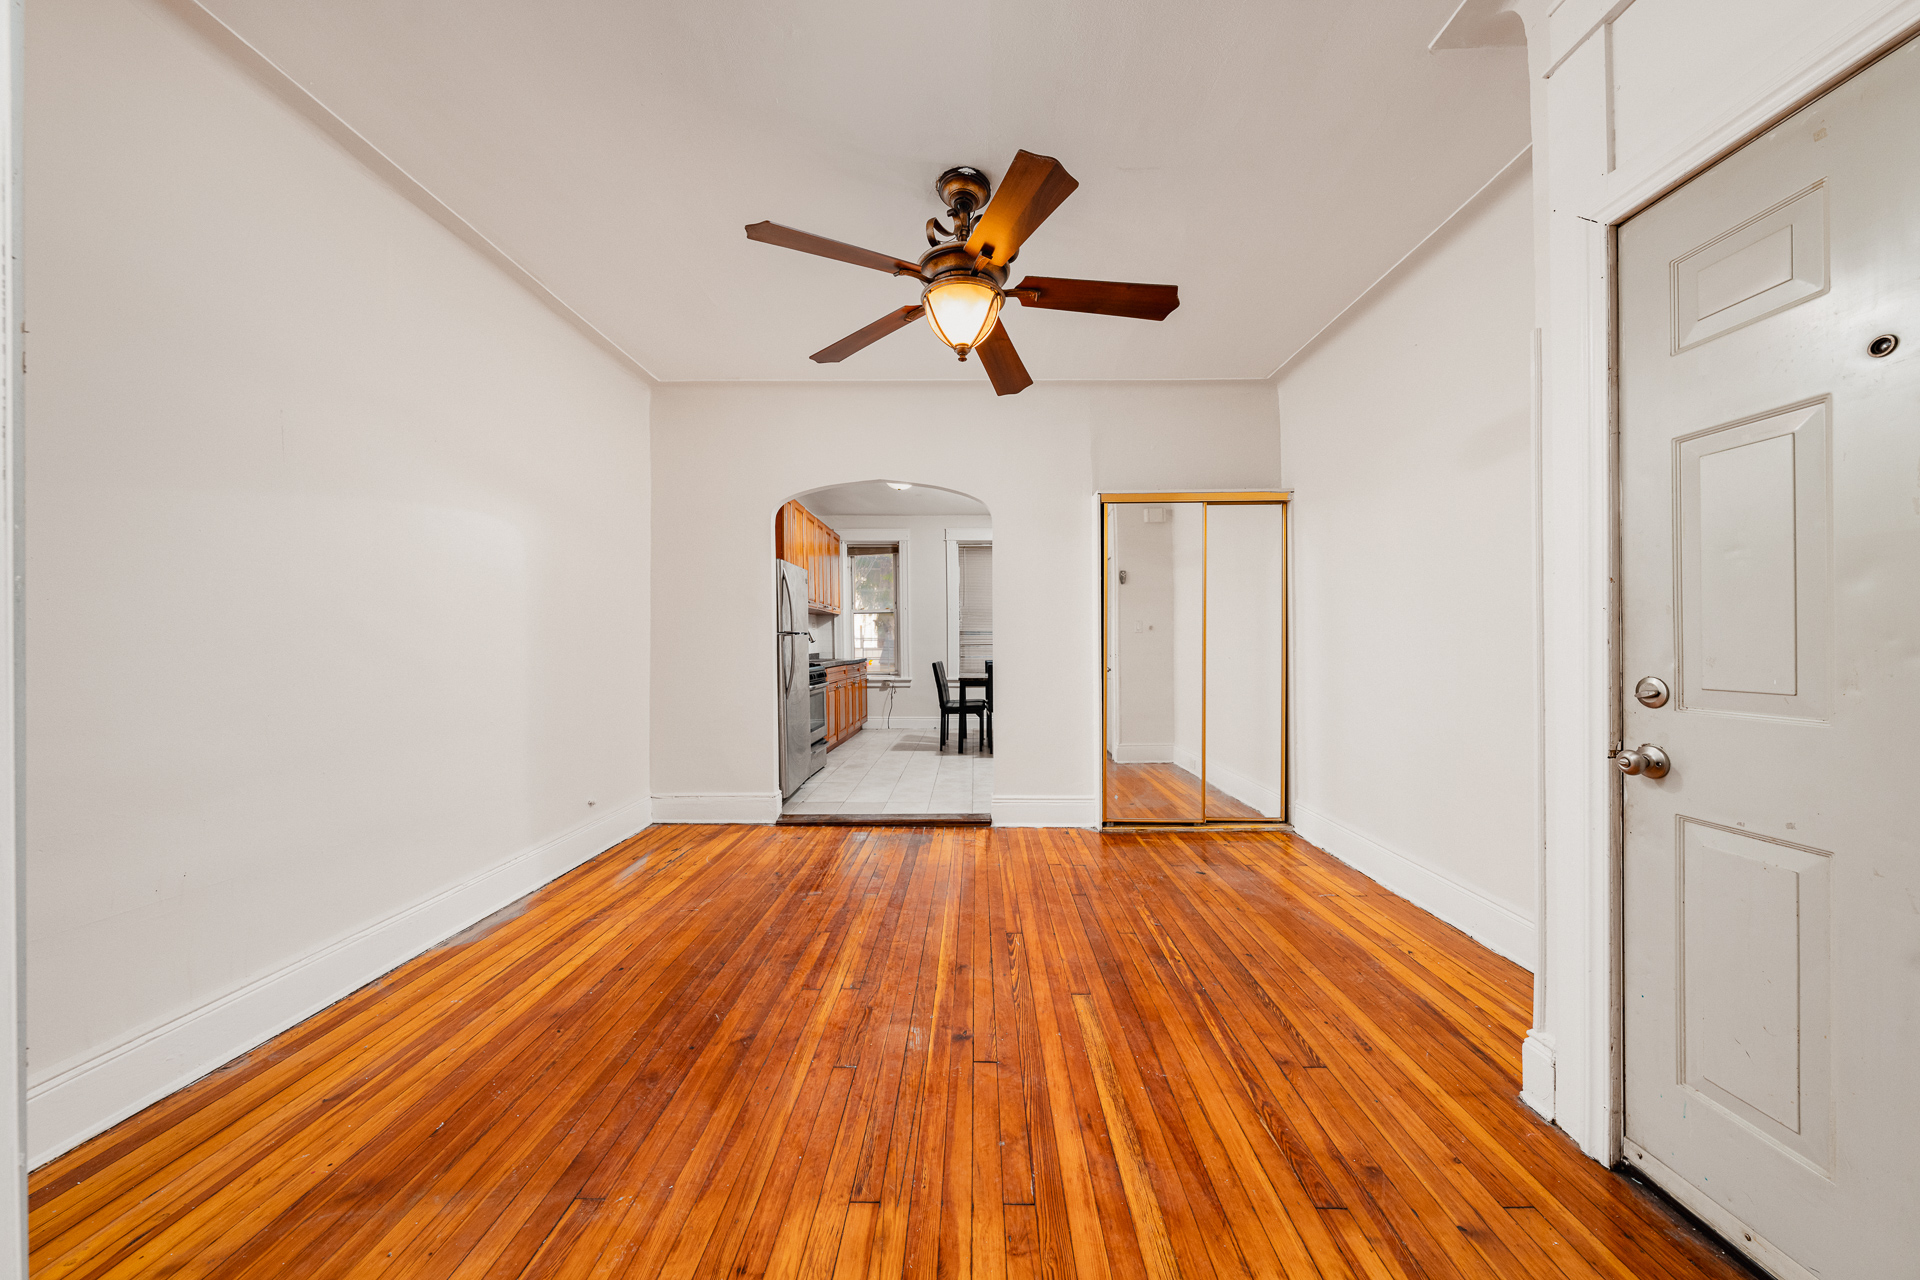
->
<box><xmin>1266</xmin><ymin>145</ymin><xmax>1533</xmax><ymax>379</ymax></box>
<box><xmin>1590</xmin><ymin>0</ymin><xmax>1920</xmax><ymax>222</ymax></box>
<box><xmin>992</xmin><ymin>795</ymin><xmax>1100</xmax><ymax>829</ymax></box>
<box><xmin>1521</xmin><ymin>1029</ymin><xmax>1557</xmax><ymax>1120</ymax></box>
<box><xmin>1</xmin><ymin>0</ymin><xmax>24</xmax><ymax>1260</ymax></box>
<box><xmin>1290</xmin><ymin>802</ymin><xmax>1535</xmax><ymax>970</ymax></box>
<box><xmin>153</xmin><ymin>0</ymin><xmax>657</xmax><ymax>385</ymax></box>
<box><xmin>651</xmin><ymin>791</ymin><xmax>781</xmax><ymax>824</ymax></box>
<box><xmin>1111</xmin><ymin>743</ymin><xmax>1175</xmax><ymax>765</ymax></box>
<box><xmin>25</xmin><ymin>796</ymin><xmax>652</xmax><ymax>1167</ymax></box>
<box><xmin>865</xmin><ymin>714</ymin><xmax>939</xmax><ymax>732</ymax></box>
<box><xmin>1205</xmin><ymin>758</ymin><xmax>1281</xmax><ymax>819</ymax></box>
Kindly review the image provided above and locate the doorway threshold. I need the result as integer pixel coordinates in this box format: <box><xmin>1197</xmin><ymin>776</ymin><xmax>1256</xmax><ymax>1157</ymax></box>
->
<box><xmin>776</xmin><ymin>813</ymin><xmax>991</xmax><ymax>827</ymax></box>
<box><xmin>1100</xmin><ymin>821</ymin><xmax>1296</xmax><ymax>834</ymax></box>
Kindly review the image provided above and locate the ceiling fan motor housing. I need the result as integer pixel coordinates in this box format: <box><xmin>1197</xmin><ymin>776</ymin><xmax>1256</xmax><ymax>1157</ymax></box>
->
<box><xmin>934</xmin><ymin>166</ymin><xmax>992</xmax><ymax>222</ymax></box>
<box><xmin>918</xmin><ymin>242</ymin><xmax>1008</xmax><ymax>290</ymax></box>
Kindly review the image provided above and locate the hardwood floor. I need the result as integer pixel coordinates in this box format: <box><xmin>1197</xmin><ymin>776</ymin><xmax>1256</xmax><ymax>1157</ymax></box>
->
<box><xmin>1104</xmin><ymin>755</ymin><xmax>1265</xmax><ymax>822</ymax></box>
<box><xmin>30</xmin><ymin>826</ymin><xmax>1757</xmax><ymax>1280</ymax></box>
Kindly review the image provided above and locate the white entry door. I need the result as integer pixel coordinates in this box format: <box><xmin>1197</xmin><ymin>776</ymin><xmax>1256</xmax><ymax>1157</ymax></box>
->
<box><xmin>1617</xmin><ymin>34</ymin><xmax>1920</xmax><ymax>1280</ymax></box>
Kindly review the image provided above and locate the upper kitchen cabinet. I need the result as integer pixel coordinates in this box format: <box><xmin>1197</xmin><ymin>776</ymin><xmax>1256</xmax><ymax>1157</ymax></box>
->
<box><xmin>775</xmin><ymin>499</ymin><xmax>842</xmax><ymax>614</ymax></box>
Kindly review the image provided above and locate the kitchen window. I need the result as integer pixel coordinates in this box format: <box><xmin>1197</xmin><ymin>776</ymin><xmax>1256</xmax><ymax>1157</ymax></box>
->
<box><xmin>848</xmin><ymin>542</ymin><xmax>900</xmax><ymax>675</ymax></box>
<box><xmin>955</xmin><ymin>542</ymin><xmax>992</xmax><ymax>675</ymax></box>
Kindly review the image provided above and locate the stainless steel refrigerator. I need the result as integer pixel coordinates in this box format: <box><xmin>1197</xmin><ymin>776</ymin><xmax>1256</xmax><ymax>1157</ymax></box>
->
<box><xmin>776</xmin><ymin>560</ymin><xmax>817</xmax><ymax>798</ymax></box>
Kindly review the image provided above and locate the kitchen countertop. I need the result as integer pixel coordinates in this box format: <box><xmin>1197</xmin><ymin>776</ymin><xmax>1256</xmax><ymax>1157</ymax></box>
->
<box><xmin>813</xmin><ymin>658</ymin><xmax>868</xmax><ymax>670</ymax></box>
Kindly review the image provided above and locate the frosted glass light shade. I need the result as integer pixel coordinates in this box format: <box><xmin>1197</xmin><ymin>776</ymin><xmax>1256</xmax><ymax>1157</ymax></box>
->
<box><xmin>923</xmin><ymin>276</ymin><xmax>1003</xmax><ymax>356</ymax></box>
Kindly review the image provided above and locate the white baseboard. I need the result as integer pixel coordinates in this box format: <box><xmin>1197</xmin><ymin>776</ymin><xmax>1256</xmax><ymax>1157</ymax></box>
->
<box><xmin>26</xmin><ymin>794</ymin><xmax>653</xmax><ymax>1167</ymax></box>
<box><xmin>993</xmin><ymin>795</ymin><xmax>1100</xmax><ymax>828</ymax></box>
<box><xmin>651</xmin><ymin>791</ymin><xmax>781</xmax><ymax>824</ymax></box>
<box><xmin>866</xmin><ymin>715</ymin><xmax>939</xmax><ymax>731</ymax></box>
<box><xmin>1289</xmin><ymin>802</ymin><xmax>1535</xmax><ymax>970</ymax></box>
<box><xmin>1205</xmin><ymin>758</ymin><xmax>1282</xmax><ymax>817</ymax></box>
<box><xmin>1112</xmin><ymin>743</ymin><xmax>1175</xmax><ymax>764</ymax></box>
<box><xmin>1521</xmin><ymin>1030</ymin><xmax>1557</xmax><ymax>1120</ymax></box>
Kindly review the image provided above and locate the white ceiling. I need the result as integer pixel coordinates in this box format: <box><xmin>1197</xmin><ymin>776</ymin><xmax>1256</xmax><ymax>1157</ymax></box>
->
<box><xmin>200</xmin><ymin>0</ymin><xmax>1529</xmax><ymax>383</ymax></box>
<box><xmin>803</xmin><ymin>481</ymin><xmax>989</xmax><ymax>518</ymax></box>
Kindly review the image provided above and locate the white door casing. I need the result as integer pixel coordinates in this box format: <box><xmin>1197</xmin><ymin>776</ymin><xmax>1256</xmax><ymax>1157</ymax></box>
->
<box><xmin>1616</xmin><ymin>34</ymin><xmax>1920</xmax><ymax>1278</ymax></box>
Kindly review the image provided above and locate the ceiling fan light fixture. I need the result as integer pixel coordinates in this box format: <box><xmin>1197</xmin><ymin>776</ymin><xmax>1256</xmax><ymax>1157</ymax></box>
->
<box><xmin>922</xmin><ymin>275</ymin><xmax>1002</xmax><ymax>360</ymax></box>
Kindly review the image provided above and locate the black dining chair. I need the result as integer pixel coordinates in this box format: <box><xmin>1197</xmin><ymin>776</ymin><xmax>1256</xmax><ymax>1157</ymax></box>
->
<box><xmin>932</xmin><ymin>661</ymin><xmax>987</xmax><ymax>753</ymax></box>
<box><xmin>983</xmin><ymin>658</ymin><xmax>994</xmax><ymax>752</ymax></box>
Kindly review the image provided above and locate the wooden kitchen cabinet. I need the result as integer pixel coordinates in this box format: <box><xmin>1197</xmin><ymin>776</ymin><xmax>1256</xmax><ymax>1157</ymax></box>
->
<box><xmin>820</xmin><ymin>662</ymin><xmax>869</xmax><ymax>748</ymax></box>
<box><xmin>774</xmin><ymin>499</ymin><xmax>841</xmax><ymax>614</ymax></box>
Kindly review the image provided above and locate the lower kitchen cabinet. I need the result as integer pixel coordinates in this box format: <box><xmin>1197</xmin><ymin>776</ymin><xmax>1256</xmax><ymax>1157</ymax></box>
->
<box><xmin>823</xmin><ymin>664</ymin><xmax>868</xmax><ymax>748</ymax></box>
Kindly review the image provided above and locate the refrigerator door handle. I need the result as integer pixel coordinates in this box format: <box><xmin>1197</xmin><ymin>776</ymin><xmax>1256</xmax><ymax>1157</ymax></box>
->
<box><xmin>778</xmin><ymin>573</ymin><xmax>797</xmax><ymax>694</ymax></box>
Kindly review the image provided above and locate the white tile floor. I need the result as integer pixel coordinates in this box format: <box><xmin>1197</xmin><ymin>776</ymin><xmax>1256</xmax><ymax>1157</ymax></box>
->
<box><xmin>781</xmin><ymin>726</ymin><xmax>993</xmax><ymax>815</ymax></box>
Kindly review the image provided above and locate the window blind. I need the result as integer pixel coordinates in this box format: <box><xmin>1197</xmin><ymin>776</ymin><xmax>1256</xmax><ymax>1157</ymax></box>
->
<box><xmin>957</xmin><ymin>542</ymin><xmax>993</xmax><ymax>675</ymax></box>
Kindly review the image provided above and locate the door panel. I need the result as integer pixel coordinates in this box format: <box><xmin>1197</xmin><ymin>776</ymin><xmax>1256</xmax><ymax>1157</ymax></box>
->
<box><xmin>1104</xmin><ymin>501</ymin><xmax>1204</xmax><ymax>821</ymax></box>
<box><xmin>1677</xmin><ymin>817</ymin><xmax>1833</xmax><ymax>1171</ymax></box>
<box><xmin>1617</xmin><ymin>32</ymin><xmax>1920</xmax><ymax>1277</ymax></box>
<box><xmin>1202</xmin><ymin>504</ymin><xmax>1287</xmax><ymax>820</ymax></box>
<box><xmin>1671</xmin><ymin>182</ymin><xmax>1827</xmax><ymax>352</ymax></box>
<box><xmin>1674</xmin><ymin>400</ymin><xmax>1831</xmax><ymax>718</ymax></box>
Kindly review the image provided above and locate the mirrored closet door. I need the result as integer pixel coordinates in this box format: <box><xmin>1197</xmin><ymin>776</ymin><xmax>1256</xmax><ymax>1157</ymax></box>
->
<box><xmin>1101</xmin><ymin>493</ymin><xmax>1288</xmax><ymax>824</ymax></box>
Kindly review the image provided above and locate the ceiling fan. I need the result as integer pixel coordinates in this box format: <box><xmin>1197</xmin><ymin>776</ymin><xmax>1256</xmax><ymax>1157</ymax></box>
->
<box><xmin>745</xmin><ymin>150</ymin><xmax>1180</xmax><ymax>396</ymax></box>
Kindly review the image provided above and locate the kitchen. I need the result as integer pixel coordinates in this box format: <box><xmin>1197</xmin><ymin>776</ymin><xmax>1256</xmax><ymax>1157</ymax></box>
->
<box><xmin>775</xmin><ymin>481</ymin><xmax>994</xmax><ymax>819</ymax></box>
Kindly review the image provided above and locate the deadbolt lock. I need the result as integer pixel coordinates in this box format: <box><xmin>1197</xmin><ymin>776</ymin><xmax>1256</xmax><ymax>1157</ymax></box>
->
<box><xmin>1614</xmin><ymin>743</ymin><xmax>1671</xmax><ymax>779</ymax></box>
<box><xmin>1634</xmin><ymin>676</ymin><xmax>1670</xmax><ymax>708</ymax></box>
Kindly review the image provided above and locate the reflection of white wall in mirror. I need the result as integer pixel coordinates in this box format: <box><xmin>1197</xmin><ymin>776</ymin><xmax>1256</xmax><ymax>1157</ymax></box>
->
<box><xmin>1171</xmin><ymin>505</ymin><xmax>1205</xmax><ymax>776</ymax></box>
<box><xmin>1106</xmin><ymin>511</ymin><xmax>1121</xmax><ymax>754</ymax></box>
<box><xmin>1204</xmin><ymin>505</ymin><xmax>1286</xmax><ymax>817</ymax></box>
<box><xmin>1113</xmin><ymin>509</ymin><xmax>1176</xmax><ymax>759</ymax></box>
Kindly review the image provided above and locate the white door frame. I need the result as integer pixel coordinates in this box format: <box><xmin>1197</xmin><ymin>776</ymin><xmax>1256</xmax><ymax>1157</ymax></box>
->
<box><xmin>1512</xmin><ymin>0</ymin><xmax>1920</xmax><ymax>1171</ymax></box>
<box><xmin>1</xmin><ymin>0</ymin><xmax>25</xmax><ymax>1265</ymax></box>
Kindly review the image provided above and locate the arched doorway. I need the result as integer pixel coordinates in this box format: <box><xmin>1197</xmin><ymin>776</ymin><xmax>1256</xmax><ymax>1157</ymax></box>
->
<box><xmin>773</xmin><ymin>480</ymin><xmax>993</xmax><ymax>821</ymax></box>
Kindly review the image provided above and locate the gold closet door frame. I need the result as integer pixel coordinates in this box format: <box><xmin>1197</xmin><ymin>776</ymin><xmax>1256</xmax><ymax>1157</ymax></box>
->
<box><xmin>1099</xmin><ymin>492</ymin><xmax>1291</xmax><ymax>826</ymax></box>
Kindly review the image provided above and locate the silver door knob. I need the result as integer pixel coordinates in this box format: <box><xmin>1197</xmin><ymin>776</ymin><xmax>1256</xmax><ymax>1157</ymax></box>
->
<box><xmin>1615</xmin><ymin>744</ymin><xmax>1671</xmax><ymax>779</ymax></box>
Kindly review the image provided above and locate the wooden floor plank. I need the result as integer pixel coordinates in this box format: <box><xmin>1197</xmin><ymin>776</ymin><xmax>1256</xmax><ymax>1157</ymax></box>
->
<box><xmin>31</xmin><ymin>826</ymin><xmax>1760</xmax><ymax>1280</ymax></box>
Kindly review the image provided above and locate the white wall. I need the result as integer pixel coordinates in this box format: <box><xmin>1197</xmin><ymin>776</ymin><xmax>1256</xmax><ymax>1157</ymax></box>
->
<box><xmin>24</xmin><ymin>0</ymin><xmax>653</xmax><ymax>1163</ymax></box>
<box><xmin>650</xmin><ymin>380</ymin><xmax>1280</xmax><ymax>827</ymax></box>
<box><xmin>1277</xmin><ymin>156</ymin><xmax>1538</xmax><ymax>966</ymax></box>
<box><xmin>814</xmin><ymin>511</ymin><xmax>991</xmax><ymax>724</ymax></box>
<box><xmin>1111</xmin><ymin>510</ymin><xmax>1178</xmax><ymax>758</ymax></box>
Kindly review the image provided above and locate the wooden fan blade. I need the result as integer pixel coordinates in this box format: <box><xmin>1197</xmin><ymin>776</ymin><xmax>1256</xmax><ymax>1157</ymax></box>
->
<box><xmin>976</xmin><ymin>321</ymin><xmax>1033</xmax><ymax>396</ymax></box>
<box><xmin>746</xmin><ymin>222</ymin><xmax>921</xmax><ymax>276</ymax></box>
<box><xmin>964</xmin><ymin>151</ymin><xmax>1079</xmax><ymax>269</ymax></box>
<box><xmin>1011</xmin><ymin>277</ymin><xmax>1179</xmax><ymax>321</ymax></box>
<box><xmin>810</xmin><ymin>305</ymin><xmax>925</xmax><ymax>363</ymax></box>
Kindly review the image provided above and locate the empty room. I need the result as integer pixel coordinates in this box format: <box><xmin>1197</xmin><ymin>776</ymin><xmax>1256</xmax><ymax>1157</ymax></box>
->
<box><xmin>4</xmin><ymin>1</ymin><xmax>1916</xmax><ymax>1277</ymax></box>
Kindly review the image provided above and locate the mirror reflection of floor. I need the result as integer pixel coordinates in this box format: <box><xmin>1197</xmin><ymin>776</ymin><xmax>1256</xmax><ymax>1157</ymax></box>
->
<box><xmin>784</xmin><ymin>726</ymin><xmax>992</xmax><ymax>816</ymax></box>
<box><xmin>1104</xmin><ymin>753</ymin><xmax>1264</xmax><ymax>823</ymax></box>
